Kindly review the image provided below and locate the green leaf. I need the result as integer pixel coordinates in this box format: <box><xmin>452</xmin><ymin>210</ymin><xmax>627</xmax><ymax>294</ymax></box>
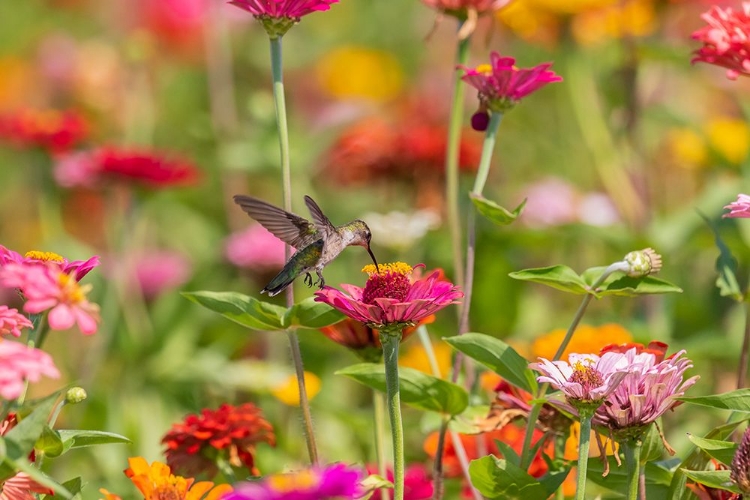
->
<box><xmin>12</xmin><ymin>457</ymin><xmax>72</xmax><ymax>499</ymax></box>
<box><xmin>57</xmin><ymin>430</ymin><xmax>132</xmax><ymax>449</ymax></box>
<box><xmin>182</xmin><ymin>291</ymin><xmax>286</xmax><ymax>331</ymax></box>
<box><xmin>700</xmin><ymin>211</ymin><xmax>744</xmax><ymax>301</ymax></box>
<box><xmin>444</xmin><ymin>333</ymin><xmax>537</xmax><ymax>394</ymax></box>
<box><xmin>37</xmin><ymin>426</ymin><xmax>64</xmax><ymax>458</ymax></box>
<box><xmin>508</xmin><ymin>266</ymin><xmax>589</xmax><ymax>295</ymax></box>
<box><xmin>587</xmin><ymin>457</ymin><xmax>673</xmax><ymax>495</ymax></box>
<box><xmin>470</xmin><ymin>194</ymin><xmax>526</xmax><ymax>226</ymax></box>
<box><xmin>686</xmin><ymin>435</ymin><xmax>737</xmax><ymax>466</ymax></box>
<box><xmin>680</xmin><ymin>469</ymin><xmax>739</xmax><ymax>494</ymax></box>
<box><xmin>468</xmin><ymin>456</ymin><xmax>549</xmax><ymax>500</ymax></box>
<box><xmin>284</xmin><ymin>297</ymin><xmax>345</xmax><ymax>329</ymax></box>
<box><xmin>336</xmin><ymin>364</ymin><xmax>468</xmax><ymax>415</ymax></box>
<box><xmin>596</xmin><ymin>275</ymin><xmax>683</xmax><ymax>297</ymax></box>
<box><xmin>641</xmin><ymin>423</ymin><xmax>665</xmax><ymax>463</ymax></box>
<box><xmin>678</xmin><ymin>388</ymin><xmax>750</xmax><ymax>412</ymax></box>
<box><xmin>4</xmin><ymin>395</ymin><xmax>59</xmax><ymax>461</ymax></box>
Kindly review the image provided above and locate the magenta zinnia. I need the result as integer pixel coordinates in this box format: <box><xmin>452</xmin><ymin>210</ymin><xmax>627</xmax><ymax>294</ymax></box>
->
<box><xmin>162</xmin><ymin>403</ymin><xmax>275</xmax><ymax>478</ymax></box>
<box><xmin>314</xmin><ymin>263</ymin><xmax>462</xmax><ymax>329</ymax></box>
<box><xmin>692</xmin><ymin>3</ymin><xmax>750</xmax><ymax>80</ymax></box>
<box><xmin>230</xmin><ymin>0</ymin><xmax>339</xmax><ymax>38</ymax></box>
<box><xmin>459</xmin><ymin>52</ymin><xmax>562</xmax><ymax>114</ymax></box>
<box><xmin>224</xmin><ymin>463</ymin><xmax>364</xmax><ymax>500</ymax></box>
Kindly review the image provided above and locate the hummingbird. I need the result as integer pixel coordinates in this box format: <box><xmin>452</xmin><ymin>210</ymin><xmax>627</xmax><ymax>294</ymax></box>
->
<box><xmin>233</xmin><ymin>194</ymin><xmax>379</xmax><ymax>296</ymax></box>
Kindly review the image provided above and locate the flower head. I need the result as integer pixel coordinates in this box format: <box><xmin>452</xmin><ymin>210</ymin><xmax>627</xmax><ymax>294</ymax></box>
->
<box><xmin>0</xmin><ymin>306</ymin><xmax>32</xmax><ymax>337</ymax></box>
<box><xmin>314</xmin><ymin>262</ymin><xmax>462</xmax><ymax>330</ymax></box>
<box><xmin>724</xmin><ymin>194</ymin><xmax>750</xmax><ymax>218</ymax></box>
<box><xmin>162</xmin><ymin>403</ymin><xmax>275</xmax><ymax>478</ymax></box>
<box><xmin>421</xmin><ymin>0</ymin><xmax>509</xmax><ymax>17</ymax></box>
<box><xmin>365</xmin><ymin>463</ymin><xmax>433</xmax><ymax>500</ymax></box>
<box><xmin>229</xmin><ymin>0</ymin><xmax>340</xmax><ymax>38</ymax></box>
<box><xmin>732</xmin><ymin>428</ymin><xmax>750</xmax><ymax>494</ymax></box>
<box><xmin>0</xmin><ymin>262</ymin><xmax>100</xmax><ymax>335</ymax></box>
<box><xmin>0</xmin><ymin>108</ymin><xmax>88</xmax><ymax>152</ymax></box>
<box><xmin>459</xmin><ymin>52</ymin><xmax>562</xmax><ymax>113</ymax></box>
<box><xmin>0</xmin><ymin>473</ymin><xmax>55</xmax><ymax>500</ymax></box>
<box><xmin>0</xmin><ymin>246</ymin><xmax>100</xmax><ymax>281</ymax></box>
<box><xmin>121</xmin><ymin>457</ymin><xmax>232</xmax><ymax>500</ymax></box>
<box><xmin>593</xmin><ymin>347</ymin><xmax>699</xmax><ymax>435</ymax></box>
<box><xmin>532</xmin><ymin>323</ymin><xmax>633</xmax><ymax>361</ymax></box>
<box><xmin>225</xmin><ymin>463</ymin><xmax>364</xmax><ymax>500</ymax></box>
<box><xmin>0</xmin><ymin>341</ymin><xmax>59</xmax><ymax>399</ymax></box>
<box><xmin>225</xmin><ymin>225</ymin><xmax>286</xmax><ymax>271</ymax></box>
<box><xmin>531</xmin><ymin>352</ymin><xmax>630</xmax><ymax>409</ymax></box>
<box><xmin>128</xmin><ymin>250</ymin><xmax>192</xmax><ymax>299</ymax></box>
<box><xmin>622</xmin><ymin>248</ymin><xmax>662</xmax><ymax>277</ymax></box>
<box><xmin>692</xmin><ymin>3</ymin><xmax>750</xmax><ymax>80</ymax></box>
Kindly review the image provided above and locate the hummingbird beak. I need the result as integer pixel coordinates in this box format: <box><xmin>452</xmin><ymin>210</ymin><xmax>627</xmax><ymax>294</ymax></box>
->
<box><xmin>366</xmin><ymin>245</ymin><xmax>380</xmax><ymax>273</ymax></box>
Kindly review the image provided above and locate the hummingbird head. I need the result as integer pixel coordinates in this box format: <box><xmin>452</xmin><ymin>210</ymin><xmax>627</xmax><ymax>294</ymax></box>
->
<box><xmin>348</xmin><ymin>220</ymin><xmax>379</xmax><ymax>271</ymax></box>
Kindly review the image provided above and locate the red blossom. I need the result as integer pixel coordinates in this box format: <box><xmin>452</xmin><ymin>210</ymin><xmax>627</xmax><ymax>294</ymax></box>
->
<box><xmin>162</xmin><ymin>403</ymin><xmax>275</xmax><ymax>478</ymax></box>
<box><xmin>0</xmin><ymin>109</ymin><xmax>88</xmax><ymax>152</ymax></box>
<box><xmin>692</xmin><ymin>3</ymin><xmax>750</xmax><ymax>80</ymax></box>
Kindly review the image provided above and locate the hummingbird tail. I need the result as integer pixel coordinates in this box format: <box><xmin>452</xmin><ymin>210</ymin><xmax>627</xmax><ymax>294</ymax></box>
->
<box><xmin>261</xmin><ymin>272</ymin><xmax>296</xmax><ymax>297</ymax></box>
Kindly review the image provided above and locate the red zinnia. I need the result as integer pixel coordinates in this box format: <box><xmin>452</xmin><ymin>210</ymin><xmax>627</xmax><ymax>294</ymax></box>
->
<box><xmin>162</xmin><ymin>403</ymin><xmax>275</xmax><ymax>478</ymax></box>
<box><xmin>692</xmin><ymin>3</ymin><xmax>750</xmax><ymax>80</ymax></box>
<box><xmin>0</xmin><ymin>108</ymin><xmax>88</xmax><ymax>153</ymax></box>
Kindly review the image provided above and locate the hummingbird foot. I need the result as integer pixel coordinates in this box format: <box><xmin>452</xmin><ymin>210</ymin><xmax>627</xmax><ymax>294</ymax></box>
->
<box><xmin>315</xmin><ymin>270</ymin><xmax>325</xmax><ymax>289</ymax></box>
<box><xmin>303</xmin><ymin>272</ymin><xmax>314</xmax><ymax>288</ymax></box>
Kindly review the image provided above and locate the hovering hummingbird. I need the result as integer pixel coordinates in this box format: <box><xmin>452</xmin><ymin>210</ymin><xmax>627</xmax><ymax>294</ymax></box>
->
<box><xmin>233</xmin><ymin>194</ymin><xmax>379</xmax><ymax>296</ymax></box>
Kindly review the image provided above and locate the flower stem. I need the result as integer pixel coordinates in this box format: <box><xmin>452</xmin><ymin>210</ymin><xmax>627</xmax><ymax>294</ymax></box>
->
<box><xmin>737</xmin><ymin>300</ymin><xmax>750</xmax><ymax>389</ymax></box>
<box><xmin>623</xmin><ymin>437</ymin><xmax>642</xmax><ymax>500</ymax></box>
<box><xmin>470</xmin><ymin>112</ymin><xmax>503</xmax><ymax>197</ymax></box>
<box><xmin>269</xmin><ymin>35</ymin><xmax>318</xmax><ymax>466</ymax></box>
<box><xmin>432</xmin><ymin>418</ymin><xmax>449</xmax><ymax>500</ymax></box>
<box><xmin>575</xmin><ymin>411</ymin><xmax>593</xmax><ymax>500</ymax></box>
<box><xmin>445</xmin><ymin>29</ymin><xmax>471</xmax><ymax>289</ymax></box>
<box><xmin>373</xmin><ymin>390</ymin><xmax>389</xmax><ymax>500</ymax></box>
<box><xmin>380</xmin><ymin>329</ymin><xmax>404</xmax><ymax>500</ymax></box>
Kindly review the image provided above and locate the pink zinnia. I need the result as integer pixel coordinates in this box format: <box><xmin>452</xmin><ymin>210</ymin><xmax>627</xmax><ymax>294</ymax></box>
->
<box><xmin>0</xmin><ymin>341</ymin><xmax>59</xmax><ymax>399</ymax></box>
<box><xmin>131</xmin><ymin>251</ymin><xmax>192</xmax><ymax>299</ymax></box>
<box><xmin>593</xmin><ymin>348</ymin><xmax>698</xmax><ymax>431</ymax></box>
<box><xmin>0</xmin><ymin>246</ymin><xmax>100</xmax><ymax>281</ymax></box>
<box><xmin>225</xmin><ymin>224</ymin><xmax>286</xmax><ymax>271</ymax></box>
<box><xmin>459</xmin><ymin>52</ymin><xmax>562</xmax><ymax>113</ymax></box>
<box><xmin>0</xmin><ymin>262</ymin><xmax>100</xmax><ymax>335</ymax></box>
<box><xmin>229</xmin><ymin>0</ymin><xmax>338</xmax><ymax>19</ymax></box>
<box><xmin>0</xmin><ymin>306</ymin><xmax>32</xmax><ymax>338</ymax></box>
<box><xmin>0</xmin><ymin>473</ymin><xmax>55</xmax><ymax>500</ymax></box>
<box><xmin>692</xmin><ymin>3</ymin><xmax>750</xmax><ymax>80</ymax></box>
<box><xmin>225</xmin><ymin>463</ymin><xmax>363</xmax><ymax>500</ymax></box>
<box><xmin>314</xmin><ymin>262</ymin><xmax>462</xmax><ymax>329</ymax></box>
<box><xmin>724</xmin><ymin>193</ymin><xmax>750</xmax><ymax>218</ymax></box>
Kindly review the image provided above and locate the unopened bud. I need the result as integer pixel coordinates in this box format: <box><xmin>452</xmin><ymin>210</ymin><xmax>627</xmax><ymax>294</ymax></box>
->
<box><xmin>623</xmin><ymin>248</ymin><xmax>662</xmax><ymax>277</ymax></box>
<box><xmin>65</xmin><ymin>387</ymin><xmax>87</xmax><ymax>404</ymax></box>
<box><xmin>732</xmin><ymin>427</ymin><xmax>750</xmax><ymax>494</ymax></box>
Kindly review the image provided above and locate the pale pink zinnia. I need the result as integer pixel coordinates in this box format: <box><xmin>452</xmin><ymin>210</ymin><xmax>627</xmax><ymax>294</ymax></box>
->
<box><xmin>0</xmin><ymin>306</ymin><xmax>32</xmax><ymax>338</ymax></box>
<box><xmin>460</xmin><ymin>52</ymin><xmax>562</xmax><ymax>114</ymax></box>
<box><xmin>530</xmin><ymin>352</ymin><xmax>631</xmax><ymax>410</ymax></box>
<box><xmin>724</xmin><ymin>193</ymin><xmax>750</xmax><ymax>218</ymax></box>
<box><xmin>593</xmin><ymin>348</ymin><xmax>698</xmax><ymax>431</ymax></box>
<box><xmin>0</xmin><ymin>262</ymin><xmax>100</xmax><ymax>335</ymax></box>
<box><xmin>0</xmin><ymin>341</ymin><xmax>59</xmax><ymax>399</ymax></box>
<box><xmin>314</xmin><ymin>262</ymin><xmax>462</xmax><ymax>329</ymax></box>
<box><xmin>225</xmin><ymin>224</ymin><xmax>286</xmax><ymax>271</ymax></box>
<box><xmin>692</xmin><ymin>3</ymin><xmax>750</xmax><ymax>80</ymax></box>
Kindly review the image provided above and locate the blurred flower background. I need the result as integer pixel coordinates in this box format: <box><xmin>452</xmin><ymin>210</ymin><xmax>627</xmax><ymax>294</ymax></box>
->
<box><xmin>2</xmin><ymin>0</ymin><xmax>750</xmax><ymax>497</ymax></box>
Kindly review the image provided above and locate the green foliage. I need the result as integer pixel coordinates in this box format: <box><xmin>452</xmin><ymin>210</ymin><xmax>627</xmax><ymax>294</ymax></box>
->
<box><xmin>701</xmin><ymin>212</ymin><xmax>744</xmax><ymax>301</ymax></box>
<box><xmin>686</xmin><ymin>435</ymin><xmax>737</xmax><ymax>466</ymax></box>
<box><xmin>468</xmin><ymin>456</ymin><xmax>569</xmax><ymax>500</ymax></box>
<box><xmin>680</xmin><ymin>469</ymin><xmax>739</xmax><ymax>495</ymax></box>
<box><xmin>470</xmin><ymin>194</ymin><xmax>526</xmax><ymax>226</ymax></box>
<box><xmin>679</xmin><ymin>388</ymin><xmax>750</xmax><ymax>412</ymax></box>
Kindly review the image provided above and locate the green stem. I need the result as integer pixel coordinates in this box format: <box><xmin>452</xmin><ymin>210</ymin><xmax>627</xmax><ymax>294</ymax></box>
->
<box><xmin>737</xmin><ymin>299</ymin><xmax>750</xmax><ymax>389</ymax></box>
<box><xmin>432</xmin><ymin>418</ymin><xmax>449</xmax><ymax>500</ymax></box>
<box><xmin>471</xmin><ymin>112</ymin><xmax>503</xmax><ymax>196</ymax></box>
<box><xmin>380</xmin><ymin>329</ymin><xmax>404</xmax><ymax>500</ymax></box>
<box><xmin>623</xmin><ymin>437</ymin><xmax>642</xmax><ymax>500</ymax></box>
<box><xmin>373</xmin><ymin>391</ymin><xmax>389</xmax><ymax>500</ymax></box>
<box><xmin>269</xmin><ymin>35</ymin><xmax>318</xmax><ymax>465</ymax></box>
<box><xmin>445</xmin><ymin>29</ymin><xmax>471</xmax><ymax>289</ymax></box>
<box><xmin>575</xmin><ymin>411</ymin><xmax>593</xmax><ymax>500</ymax></box>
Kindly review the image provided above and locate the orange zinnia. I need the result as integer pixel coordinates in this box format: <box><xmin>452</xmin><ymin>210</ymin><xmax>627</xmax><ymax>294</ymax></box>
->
<box><xmin>123</xmin><ymin>457</ymin><xmax>232</xmax><ymax>500</ymax></box>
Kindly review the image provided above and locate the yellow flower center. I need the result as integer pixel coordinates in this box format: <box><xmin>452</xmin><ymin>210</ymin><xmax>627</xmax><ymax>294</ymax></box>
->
<box><xmin>362</xmin><ymin>262</ymin><xmax>412</xmax><ymax>276</ymax></box>
<box><xmin>475</xmin><ymin>63</ymin><xmax>493</xmax><ymax>75</ymax></box>
<box><xmin>58</xmin><ymin>272</ymin><xmax>87</xmax><ymax>303</ymax></box>
<box><xmin>570</xmin><ymin>360</ymin><xmax>604</xmax><ymax>390</ymax></box>
<box><xmin>24</xmin><ymin>250</ymin><xmax>64</xmax><ymax>263</ymax></box>
<box><xmin>267</xmin><ymin>470</ymin><xmax>319</xmax><ymax>492</ymax></box>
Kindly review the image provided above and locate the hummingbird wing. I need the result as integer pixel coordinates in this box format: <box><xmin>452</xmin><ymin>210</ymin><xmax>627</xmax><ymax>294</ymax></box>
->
<box><xmin>233</xmin><ymin>195</ymin><xmax>319</xmax><ymax>249</ymax></box>
<box><xmin>304</xmin><ymin>195</ymin><xmax>337</xmax><ymax>240</ymax></box>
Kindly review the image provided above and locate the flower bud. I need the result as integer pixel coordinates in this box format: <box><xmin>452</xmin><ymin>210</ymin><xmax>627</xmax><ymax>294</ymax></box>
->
<box><xmin>623</xmin><ymin>248</ymin><xmax>662</xmax><ymax>277</ymax></box>
<box><xmin>65</xmin><ymin>387</ymin><xmax>87</xmax><ymax>404</ymax></box>
<box><xmin>732</xmin><ymin>427</ymin><xmax>750</xmax><ymax>494</ymax></box>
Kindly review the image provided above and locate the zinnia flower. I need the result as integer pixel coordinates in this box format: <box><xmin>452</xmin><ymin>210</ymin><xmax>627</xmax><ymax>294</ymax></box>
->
<box><xmin>0</xmin><ymin>262</ymin><xmax>100</xmax><ymax>335</ymax></box>
<box><xmin>459</xmin><ymin>52</ymin><xmax>562</xmax><ymax>116</ymax></box>
<box><xmin>319</xmin><ymin>316</ymin><xmax>427</xmax><ymax>362</ymax></box>
<box><xmin>225</xmin><ymin>225</ymin><xmax>286</xmax><ymax>271</ymax></box>
<box><xmin>126</xmin><ymin>251</ymin><xmax>192</xmax><ymax>299</ymax></box>
<box><xmin>593</xmin><ymin>347</ymin><xmax>699</xmax><ymax>433</ymax></box>
<box><xmin>229</xmin><ymin>0</ymin><xmax>340</xmax><ymax>38</ymax></box>
<box><xmin>365</xmin><ymin>463</ymin><xmax>433</xmax><ymax>500</ymax></box>
<box><xmin>119</xmin><ymin>457</ymin><xmax>232</xmax><ymax>500</ymax></box>
<box><xmin>0</xmin><ymin>473</ymin><xmax>55</xmax><ymax>500</ymax></box>
<box><xmin>224</xmin><ymin>463</ymin><xmax>364</xmax><ymax>500</ymax></box>
<box><xmin>0</xmin><ymin>306</ymin><xmax>32</xmax><ymax>337</ymax></box>
<box><xmin>0</xmin><ymin>341</ymin><xmax>59</xmax><ymax>399</ymax></box>
<box><xmin>162</xmin><ymin>403</ymin><xmax>275</xmax><ymax>478</ymax></box>
<box><xmin>724</xmin><ymin>194</ymin><xmax>750</xmax><ymax>218</ymax></box>
<box><xmin>692</xmin><ymin>3</ymin><xmax>750</xmax><ymax>80</ymax></box>
<box><xmin>314</xmin><ymin>262</ymin><xmax>462</xmax><ymax>330</ymax></box>
<box><xmin>0</xmin><ymin>108</ymin><xmax>88</xmax><ymax>152</ymax></box>
<box><xmin>0</xmin><ymin>247</ymin><xmax>100</xmax><ymax>281</ymax></box>
<box><xmin>530</xmin><ymin>352</ymin><xmax>631</xmax><ymax>409</ymax></box>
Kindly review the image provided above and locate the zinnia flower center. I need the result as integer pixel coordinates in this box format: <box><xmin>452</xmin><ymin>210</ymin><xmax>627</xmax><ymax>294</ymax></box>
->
<box><xmin>268</xmin><ymin>470</ymin><xmax>319</xmax><ymax>492</ymax></box>
<box><xmin>361</xmin><ymin>262</ymin><xmax>413</xmax><ymax>304</ymax></box>
<box><xmin>570</xmin><ymin>361</ymin><xmax>604</xmax><ymax>392</ymax></box>
<box><xmin>25</xmin><ymin>250</ymin><xmax>64</xmax><ymax>263</ymax></box>
<box><xmin>58</xmin><ymin>273</ymin><xmax>86</xmax><ymax>303</ymax></box>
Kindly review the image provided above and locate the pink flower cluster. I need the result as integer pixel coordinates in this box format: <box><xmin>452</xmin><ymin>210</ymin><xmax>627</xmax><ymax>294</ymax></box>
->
<box><xmin>0</xmin><ymin>342</ymin><xmax>59</xmax><ymax>400</ymax></box>
<box><xmin>692</xmin><ymin>3</ymin><xmax>750</xmax><ymax>79</ymax></box>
